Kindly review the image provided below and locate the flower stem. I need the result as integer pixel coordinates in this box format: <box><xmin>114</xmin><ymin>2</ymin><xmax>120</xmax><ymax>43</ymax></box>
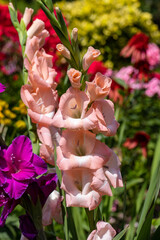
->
<box><xmin>85</xmin><ymin>208</ymin><xmax>96</xmax><ymax>232</ymax></box>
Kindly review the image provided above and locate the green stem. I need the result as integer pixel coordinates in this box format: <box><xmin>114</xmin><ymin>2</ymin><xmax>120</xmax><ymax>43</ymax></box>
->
<box><xmin>85</xmin><ymin>209</ymin><xmax>96</xmax><ymax>232</ymax></box>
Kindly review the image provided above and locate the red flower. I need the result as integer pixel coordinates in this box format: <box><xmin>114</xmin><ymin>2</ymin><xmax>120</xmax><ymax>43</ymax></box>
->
<box><xmin>88</xmin><ymin>61</ymin><xmax>108</xmax><ymax>81</ymax></box>
<box><xmin>121</xmin><ymin>33</ymin><xmax>149</xmax><ymax>64</ymax></box>
<box><xmin>0</xmin><ymin>4</ymin><xmax>21</xmax><ymax>42</ymax></box>
<box><xmin>123</xmin><ymin>131</ymin><xmax>150</xmax><ymax>157</ymax></box>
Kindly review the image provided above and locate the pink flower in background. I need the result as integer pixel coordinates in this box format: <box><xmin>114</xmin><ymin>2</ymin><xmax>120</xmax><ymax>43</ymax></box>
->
<box><xmin>61</xmin><ymin>168</ymin><xmax>102</xmax><ymax>210</ymax></box>
<box><xmin>52</xmin><ymin>87</ymin><xmax>97</xmax><ymax>130</ymax></box>
<box><xmin>82</xmin><ymin>46</ymin><xmax>101</xmax><ymax>71</ymax></box>
<box><xmin>86</xmin><ymin>72</ymin><xmax>112</xmax><ymax>102</ymax></box>
<box><xmin>144</xmin><ymin>78</ymin><xmax>160</xmax><ymax>98</ymax></box>
<box><xmin>91</xmin><ymin>99</ymin><xmax>119</xmax><ymax>136</ymax></box>
<box><xmin>115</xmin><ymin>66</ymin><xmax>138</xmax><ymax>85</ymax></box>
<box><xmin>115</xmin><ymin>66</ymin><xmax>144</xmax><ymax>90</ymax></box>
<box><xmin>87</xmin><ymin>221</ymin><xmax>116</xmax><ymax>240</ymax></box>
<box><xmin>0</xmin><ymin>83</ymin><xmax>6</xmax><ymax>93</ymax></box>
<box><xmin>56</xmin><ymin>129</ymin><xmax>112</xmax><ymax>170</ymax></box>
<box><xmin>146</xmin><ymin>43</ymin><xmax>160</xmax><ymax>67</ymax></box>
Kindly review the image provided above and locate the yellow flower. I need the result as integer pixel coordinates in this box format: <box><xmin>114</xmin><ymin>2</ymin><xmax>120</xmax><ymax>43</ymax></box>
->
<box><xmin>14</xmin><ymin>120</ymin><xmax>27</xmax><ymax>129</ymax></box>
<box><xmin>4</xmin><ymin>109</ymin><xmax>16</xmax><ymax>119</ymax></box>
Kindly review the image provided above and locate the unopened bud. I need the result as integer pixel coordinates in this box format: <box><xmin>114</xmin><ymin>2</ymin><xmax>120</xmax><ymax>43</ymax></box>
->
<box><xmin>72</xmin><ymin>28</ymin><xmax>78</xmax><ymax>42</ymax></box>
<box><xmin>8</xmin><ymin>2</ymin><xmax>15</xmax><ymax>10</ymax></box>
<box><xmin>22</xmin><ymin>7</ymin><xmax>34</xmax><ymax>27</ymax></box>
<box><xmin>27</xmin><ymin>19</ymin><xmax>45</xmax><ymax>38</ymax></box>
<box><xmin>56</xmin><ymin>44</ymin><xmax>71</xmax><ymax>60</ymax></box>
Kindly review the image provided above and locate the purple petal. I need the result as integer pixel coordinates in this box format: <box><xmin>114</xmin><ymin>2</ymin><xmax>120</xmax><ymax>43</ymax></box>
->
<box><xmin>36</xmin><ymin>173</ymin><xmax>58</xmax><ymax>206</ymax></box>
<box><xmin>32</xmin><ymin>154</ymin><xmax>47</xmax><ymax>176</ymax></box>
<box><xmin>6</xmin><ymin>136</ymin><xmax>33</xmax><ymax>166</ymax></box>
<box><xmin>0</xmin><ymin>171</ymin><xmax>6</xmax><ymax>187</ymax></box>
<box><xmin>19</xmin><ymin>214</ymin><xmax>38</xmax><ymax>240</ymax></box>
<box><xmin>0</xmin><ymin>148</ymin><xmax>8</xmax><ymax>170</ymax></box>
<box><xmin>0</xmin><ymin>83</ymin><xmax>6</xmax><ymax>93</ymax></box>
<box><xmin>27</xmin><ymin>173</ymin><xmax>58</xmax><ymax>207</ymax></box>
<box><xmin>4</xmin><ymin>178</ymin><xmax>28</xmax><ymax>199</ymax></box>
<box><xmin>0</xmin><ymin>188</ymin><xmax>9</xmax><ymax>207</ymax></box>
<box><xmin>0</xmin><ymin>199</ymin><xmax>19</xmax><ymax>227</ymax></box>
<box><xmin>11</xmin><ymin>161</ymin><xmax>35</xmax><ymax>181</ymax></box>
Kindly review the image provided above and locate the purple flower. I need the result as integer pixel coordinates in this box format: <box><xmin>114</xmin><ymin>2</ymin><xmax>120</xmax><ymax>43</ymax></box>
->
<box><xmin>0</xmin><ymin>83</ymin><xmax>6</xmax><ymax>93</ymax></box>
<box><xmin>0</xmin><ymin>135</ymin><xmax>47</xmax><ymax>200</ymax></box>
<box><xmin>27</xmin><ymin>173</ymin><xmax>58</xmax><ymax>207</ymax></box>
<box><xmin>19</xmin><ymin>215</ymin><xmax>38</xmax><ymax>240</ymax></box>
<box><xmin>20</xmin><ymin>173</ymin><xmax>57</xmax><ymax>240</ymax></box>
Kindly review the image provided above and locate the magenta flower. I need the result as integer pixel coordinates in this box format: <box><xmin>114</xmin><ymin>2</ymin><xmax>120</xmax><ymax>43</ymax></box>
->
<box><xmin>0</xmin><ymin>135</ymin><xmax>47</xmax><ymax>200</ymax></box>
<box><xmin>0</xmin><ymin>83</ymin><xmax>6</xmax><ymax>93</ymax></box>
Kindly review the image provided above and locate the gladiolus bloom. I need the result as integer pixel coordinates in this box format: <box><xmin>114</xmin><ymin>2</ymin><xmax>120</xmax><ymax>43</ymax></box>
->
<box><xmin>0</xmin><ymin>135</ymin><xmax>47</xmax><ymax>200</ymax></box>
<box><xmin>91</xmin><ymin>99</ymin><xmax>119</xmax><ymax>136</ymax></box>
<box><xmin>57</xmin><ymin>129</ymin><xmax>112</xmax><ymax>170</ymax></box>
<box><xmin>52</xmin><ymin>87</ymin><xmax>97</xmax><ymax>130</ymax></box>
<box><xmin>92</xmin><ymin>152</ymin><xmax>123</xmax><ymax>196</ymax></box>
<box><xmin>87</xmin><ymin>221</ymin><xmax>116</xmax><ymax>240</ymax></box>
<box><xmin>86</xmin><ymin>72</ymin><xmax>112</xmax><ymax>102</ymax></box>
<box><xmin>61</xmin><ymin>168</ymin><xmax>102</xmax><ymax>210</ymax></box>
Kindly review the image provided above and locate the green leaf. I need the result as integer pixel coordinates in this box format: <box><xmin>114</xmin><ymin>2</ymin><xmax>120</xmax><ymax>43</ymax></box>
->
<box><xmin>151</xmin><ymin>225</ymin><xmax>160</xmax><ymax>240</ymax></box>
<box><xmin>114</xmin><ymin>78</ymin><xmax>128</xmax><ymax>89</ymax></box>
<box><xmin>8</xmin><ymin>5</ymin><xmax>20</xmax><ymax>30</ymax></box>
<box><xmin>37</xmin><ymin>0</ymin><xmax>60</xmax><ymax>29</ymax></box>
<box><xmin>136</xmin><ymin>205</ymin><xmax>155</xmax><ymax>240</ymax></box>
<box><xmin>42</xmin><ymin>0</ymin><xmax>53</xmax><ymax>12</ymax></box>
<box><xmin>113</xmin><ymin>227</ymin><xmax>129</xmax><ymax>240</ymax></box>
<box><xmin>55</xmin><ymin>7</ymin><xmax>69</xmax><ymax>39</ymax></box>
<box><xmin>134</xmin><ymin>134</ymin><xmax>160</xmax><ymax>239</ymax></box>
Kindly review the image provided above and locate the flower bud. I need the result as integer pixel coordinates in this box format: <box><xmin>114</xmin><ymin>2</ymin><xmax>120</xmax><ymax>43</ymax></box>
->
<box><xmin>82</xmin><ymin>46</ymin><xmax>101</xmax><ymax>71</ymax></box>
<box><xmin>22</xmin><ymin>7</ymin><xmax>34</xmax><ymax>27</ymax></box>
<box><xmin>27</xmin><ymin>19</ymin><xmax>45</xmax><ymax>38</ymax></box>
<box><xmin>56</xmin><ymin>44</ymin><xmax>71</xmax><ymax>60</ymax></box>
<box><xmin>8</xmin><ymin>2</ymin><xmax>15</xmax><ymax>10</ymax></box>
<box><xmin>72</xmin><ymin>28</ymin><xmax>78</xmax><ymax>42</ymax></box>
<box><xmin>67</xmin><ymin>68</ymin><xmax>82</xmax><ymax>88</ymax></box>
